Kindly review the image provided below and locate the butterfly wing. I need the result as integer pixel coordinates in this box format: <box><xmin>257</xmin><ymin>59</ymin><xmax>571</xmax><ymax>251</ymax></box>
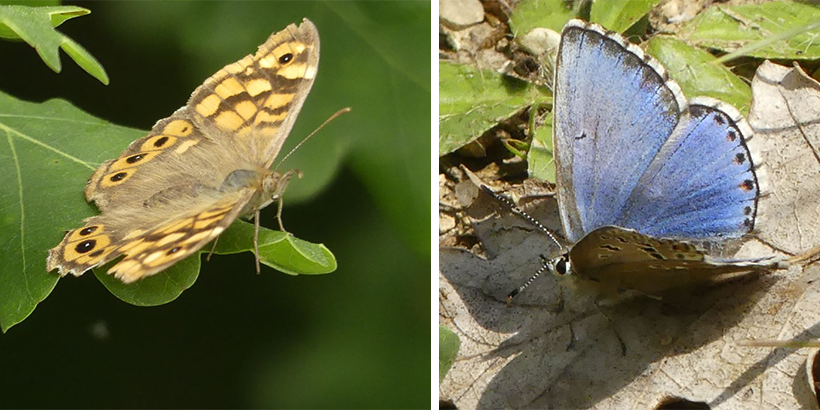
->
<box><xmin>47</xmin><ymin>188</ymin><xmax>254</xmax><ymax>283</ymax></box>
<box><xmin>567</xmin><ymin>226</ymin><xmax>785</xmax><ymax>295</ymax></box>
<box><xmin>186</xmin><ymin>18</ymin><xmax>319</xmax><ymax>169</ymax></box>
<box><xmin>84</xmin><ymin>20</ymin><xmax>319</xmax><ymax>211</ymax></box>
<box><xmin>553</xmin><ymin>19</ymin><xmax>685</xmax><ymax>243</ymax></box>
<box><xmin>554</xmin><ymin>20</ymin><xmax>761</xmax><ymax>243</ymax></box>
<box><xmin>614</xmin><ymin>98</ymin><xmax>761</xmax><ymax>239</ymax></box>
<box><xmin>48</xmin><ymin>20</ymin><xmax>319</xmax><ymax>282</ymax></box>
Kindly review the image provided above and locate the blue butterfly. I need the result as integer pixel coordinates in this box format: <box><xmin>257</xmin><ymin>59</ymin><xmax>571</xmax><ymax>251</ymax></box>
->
<box><xmin>500</xmin><ymin>20</ymin><xmax>787</xmax><ymax>298</ymax></box>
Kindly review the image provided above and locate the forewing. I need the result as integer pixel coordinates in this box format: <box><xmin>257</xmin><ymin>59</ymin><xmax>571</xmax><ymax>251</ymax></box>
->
<box><xmin>553</xmin><ymin>20</ymin><xmax>684</xmax><ymax>243</ymax></box>
<box><xmin>187</xmin><ymin>19</ymin><xmax>319</xmax><ymax>168</ymax></box>
<box><xmin>84</xmin><ymin>19</ymin><xmax>319</xmax><ymax>211</ymax></box>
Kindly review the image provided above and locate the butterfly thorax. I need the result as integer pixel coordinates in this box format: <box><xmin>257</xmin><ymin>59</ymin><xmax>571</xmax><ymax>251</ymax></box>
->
<box><xmin>220</xmin><ymin>167</ymin><xmax>294</xmax><ymax>217</ymax></box>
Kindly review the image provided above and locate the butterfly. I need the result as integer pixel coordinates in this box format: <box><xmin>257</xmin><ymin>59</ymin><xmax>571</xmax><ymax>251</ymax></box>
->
<box><xmin>500</xmin><ymin>19</ymin><xmax>787</xmax><ymax>298</ymax></box>
<box><xmin>47</xmin><ymin>19</ymin><xmax>319</xmax><ymax>284</ymax></box>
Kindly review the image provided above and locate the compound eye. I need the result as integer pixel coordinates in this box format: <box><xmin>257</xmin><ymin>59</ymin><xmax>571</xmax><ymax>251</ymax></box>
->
<box><xmin>554</xmin><ymin>257</ymin><xmax>570</xmax><ymax>275</ymax></box>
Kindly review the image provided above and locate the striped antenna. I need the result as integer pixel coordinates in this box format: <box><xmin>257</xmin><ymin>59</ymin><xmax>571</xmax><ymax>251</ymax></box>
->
<box><xmin>480</xmin><ymin>185</ymin><xmax>563</xmax><ymax>251</ymax></box>
<box><xmin>481</xmin><ymin>185</ymin><xmax>564</xmax><ymax>300</ymax></box>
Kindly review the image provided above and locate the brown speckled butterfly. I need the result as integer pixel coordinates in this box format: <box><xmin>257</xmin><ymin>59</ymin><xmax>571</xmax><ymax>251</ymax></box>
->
<box><xmin>47</xmin><ymin>19</ymin><xmax>319</xmax><ymax>283</ymax></box>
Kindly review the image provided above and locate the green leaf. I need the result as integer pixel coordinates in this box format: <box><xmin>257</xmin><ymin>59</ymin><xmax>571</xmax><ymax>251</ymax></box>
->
<box><xmin>0</xmin><ymin>1</ymin><xmax>61</xmax><ymax>9</ymax></box>
<box><xmin>0</xmin><ymin>90</ymin><xmax>335</xmax><ymax>331</ymax></box>
<box><xmin>0</xmin><ymin>5</ymin><xmax>108</xmax><ymax>84</ymax></box>
<box><xmin>679</xmin><ymin>1</ymin><xmax>820</xmax><ymax>60</ymax></box>
<box><xmin>58</xmin><ymin>35</ymin><xmax>109</xmax><ymax>85</ymax></box>
<box><xmin>0</xmin><ymin>4</ymin><xmax>85</xmax><ymax>39</ymax></box>
<box><xmin>439</xmin><ymin>326</ymin><xmax>460</xmax><ymax>383</ymax></box>
<box><xmin>0</xmin><ymin>91</ymin><xmax>127</xmax><ymax>333</ymax></box>
<box><xmin>589</xmin><ymin>0</ymin><xmax>661</xmax><ymax>33</ymax></box>
<box><xmin>94</xmin><ymin>254</ymin><xmax>200</xmax><ymax>307</ymax></box>
<box><xmin>527</xmin><ymin>108</ymin><xmax>555</xmax><ymax>183</ymax></box>
<box><xmin>509</xmin><ymin>0</ymin><xmax>576</xmax><ymax>35</ymax></box>
<box><xmin>646</xmin><ymin>36</ymin><xmax>752</xmax><ymax>114</ymax></box>
<box><xmin>212</xmin><ymin>221</ymin><xmax>336</xmax><ymax>276</ymax></box>
<box><xmin>439</xmin><ymin>61</ymin><xmax>549</xmax><ymax>156</ymax></box>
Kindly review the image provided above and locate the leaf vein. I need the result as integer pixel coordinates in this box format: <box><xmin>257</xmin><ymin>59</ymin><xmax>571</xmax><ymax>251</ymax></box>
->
<box><xmin>0</xmin><ymin>121</ymin><xmax>96</xmax><ymax>170</ymax></box>
<box><xmin>0</xmin><ymin>113</ymin><xmax>105</xmax><ymax>126</ymax></box>
<box><xmin>5</xmin><ymin>129</ymin><xmax>33</xmax><ymax>299</ymax></box>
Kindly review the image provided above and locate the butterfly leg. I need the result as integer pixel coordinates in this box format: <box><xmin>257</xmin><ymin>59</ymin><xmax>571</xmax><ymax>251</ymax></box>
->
<box><xmin>254</xmin><ymin>209</ymin><xmax>261</xmax><ymax>274</ymax></box>
<box><xmin>205</xmin><ymin>237</ymin><xmax>220</xmax><ymax>261</ymax></box>
<box><xmin>566</xmin><ymin>321</ymin><xmax>577</xmax><ymax>352</ymax></box>
<box><xmin>553</xmin><ymin>285</ymin><xmax>565</xmax><ymax>314</ymax></box>
<box><xmin>273</xmin><ymin>169</ymin><xmax>301</xmax><ymax>232</ymax></box>
<box><xmin>593</xmin><ymin>298</ymin><xmax>627</xmax><ymax>357</ymax></box>
<box><xmin>276</xmin><ymin>194</ymin><xmax>286</xmax><ymax>232</ymax></box>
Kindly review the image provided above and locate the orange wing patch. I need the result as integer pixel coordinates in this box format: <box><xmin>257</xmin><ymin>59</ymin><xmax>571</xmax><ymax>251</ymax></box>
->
<box><xmin>188</xmin><ymin>31</ymin><xmax>316</xmax><ymax>135</ymax></box>
<box><xmin>85</xmin><ymin>118</ymin><xmax>199</xmax><ymax>204</ymax></box>
<box><xmin>104</xmin><ymin>200</ymin><xmax>240</xmax><ymax>283</ymax></box>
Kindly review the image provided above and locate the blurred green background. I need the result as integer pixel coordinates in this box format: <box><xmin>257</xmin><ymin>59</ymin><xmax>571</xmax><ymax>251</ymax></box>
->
<box><xmin>0</xmin><ymin>1</ymin><xmax>430</xmax><ymax>408</ymax></box>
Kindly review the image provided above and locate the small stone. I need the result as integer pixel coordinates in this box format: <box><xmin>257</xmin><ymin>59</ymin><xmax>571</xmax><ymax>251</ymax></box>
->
<box><xmin>440</xmin><ymin>0</ymin><xmax>484</xmax><ymax>30</ymax></box>
<box><xmin>517</xmin><ymin>27</ymin><xmax>561</xmax><ymax>64</ymax></box>
<box><xmin>444</xmin><ymin>22</ymin><xmax>492</xmax><ymax>54</ymax></box>
<box><xmin>455</xmin><ymin>180</ymin><xmax>480</xmax><ymax>208</ymax></box>
<box><xmin>440</xmin><ymin>214</ymin><xmax>456</xmax><ymax>234</ymax></box>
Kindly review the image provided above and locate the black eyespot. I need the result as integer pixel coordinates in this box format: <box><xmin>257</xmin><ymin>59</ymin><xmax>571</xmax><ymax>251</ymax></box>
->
<box><xmin>714</xmin><ymin>115</ymin><xmax>726</xmax><ymax>125</ymax></box>
<box><xmin>167</xmin><ymin>247</ymin><xmax>181</xmax><ymax>255</ymax></box>
<box><xmin>734</xmin><ymin>153</ymin><xmax>746</xmax><ymax>164</ymax></box>
<box><xmin>739</xmin><ymin>179</ymin><xmax>754</xmax><ymax>191</ymax></box>
<box><xmin>75</xmin><ymin>240</ymin><xmax>96</xmax><ymax>254</ymax></box>
<box><xmin>744</xmin><ymin>206</ymin><xmax>752</xmax><ymax>215</ymax></box>
<box><xmin>278</xmin><ymin>53</ymin><xmax>293</xmax><ymax>64</ymax></box>
<box><xmin>727</xmin><ymin>130</ymin><xmax>737</xmax><ymax>141</ymax></box>
<box><xmin>154</xmin><ymin>136</ymin><xmax>169</xmax><ymax>147</ymax></box>
<box><xmin>110</xmin><ymin>172</ymin><xmax>127</xmax><ymax>182</ymax></box>
<box><xmin>126</xmin><ymin>153</ymin><xmax>146</xmax><ymax>164</ymax></box>
<box><xmin>79</xmin><ymin>226</ymin><xmax>97</xmax><ymax>236</ymax></box>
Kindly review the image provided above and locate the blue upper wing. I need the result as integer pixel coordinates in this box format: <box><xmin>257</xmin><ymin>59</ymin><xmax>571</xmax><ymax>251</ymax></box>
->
<box><xmin>553</xmin><ymin>20</ymin><xmax>760</xmax><ymax>243</ymax></box>
<box><xmin>615</xmin><ymin>98</ymin><xmax>761</xmax><ymax>239</ymax></box>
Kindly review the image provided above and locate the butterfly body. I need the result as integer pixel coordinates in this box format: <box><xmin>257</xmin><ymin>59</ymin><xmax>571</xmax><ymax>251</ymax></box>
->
<box><xmin>553</xmin><ymin>226</ymin><xmax>786</xmax><ymax>296</ymax></box>
<box><xmin>48</xmin><ymin>19</ymin><xmax>319</xmax><ymax>283</ymax></box>
<box><xmin>546</xmin><ymin>20</ymin><xmax>786</xmax><ymax>294</ymax></box>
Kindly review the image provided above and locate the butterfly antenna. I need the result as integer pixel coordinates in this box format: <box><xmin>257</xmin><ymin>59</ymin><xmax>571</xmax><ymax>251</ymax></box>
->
<box><xmin>507</xmin><ymin>255</ymin><xmax>551</xmax><ymax>303</ymax></box>
<box><xmin>480</xmin><ymin>185</ymin><xmax>564</xmax><ymax>251</ymax></box>
<box><xmin>272</xmin><ymin>107</ymin><xmax>351</xmax><ymax>174</ymax></box>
